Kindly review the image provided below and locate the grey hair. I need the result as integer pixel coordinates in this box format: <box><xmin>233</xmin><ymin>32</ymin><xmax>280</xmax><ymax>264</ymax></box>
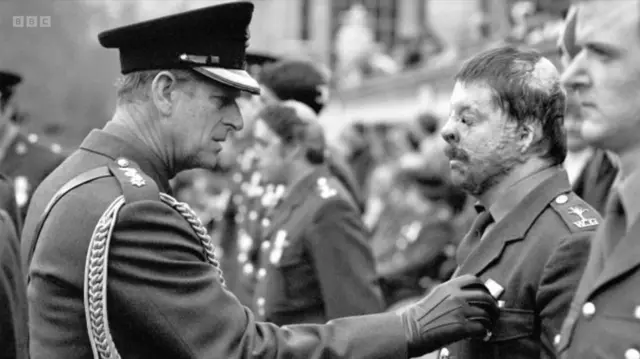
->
<box><xmin>115</xmin><ymin>69</ymin><xmax>197</xmax><ymax>104</ymax></box>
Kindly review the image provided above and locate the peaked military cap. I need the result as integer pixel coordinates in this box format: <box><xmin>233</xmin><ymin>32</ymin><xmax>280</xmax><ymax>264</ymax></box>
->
<box><xmin>246</xmin><ymin>50</ymin><xmax>280</xmax><ymax>67</ymax></box>
<box><xmin>0</xmin><ymin>71</ymin><xmax>22</xmax><ymax>99</ymax></box>
<box><xmin>98</xmin><ymin>1</ymin><xmax>260</xmax><ymax>94</ymax></box>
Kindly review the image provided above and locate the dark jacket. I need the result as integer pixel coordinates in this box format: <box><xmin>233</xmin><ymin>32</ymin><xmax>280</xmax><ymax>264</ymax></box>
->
<box><xmin>440</xmin><ymin>168</ymin><xmax>600</xmax><ymax>359</ymax></box>
<box><xmin>251</xmin><ymin>166</ymin><xmax>384</xmax><ymax>325</ymax></box>
<box><xmin>21</xmin><ymin>125</ymin><xmax>407</xmax><ymax>359</ymax></box>
<box><xmin>0</xmin><ymin>208</ymin><xmax>28</xmax><ymax>359</ymax></box>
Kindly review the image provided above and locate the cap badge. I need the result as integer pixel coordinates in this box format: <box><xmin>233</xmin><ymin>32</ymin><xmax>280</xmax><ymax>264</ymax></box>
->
<box><xmin>568</xmin><ymin>206</ymin><xmax>598</xmax><ymax>228</ymax></box>
<box><xmin>179</xmin><ymin>53</ymin><xmax>220</xmax><ymax>66</ymax></box>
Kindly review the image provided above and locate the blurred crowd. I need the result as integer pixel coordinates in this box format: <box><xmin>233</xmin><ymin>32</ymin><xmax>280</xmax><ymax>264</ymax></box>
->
<box><xmin>169</xmin><ymin>55</ymin><xmax>476</xmax><ymax>312</ymax></box>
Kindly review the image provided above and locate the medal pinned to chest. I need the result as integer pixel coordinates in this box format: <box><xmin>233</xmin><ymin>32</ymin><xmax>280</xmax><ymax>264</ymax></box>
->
<box><xmin>269</xmin><ymin>229</ymin><xmax>289</xmax><ymax>265</ymax></box>
<box><xmin>14</xmin><ymin>175</ymin><xmax>30</xmax><ymax>208</ymax></box>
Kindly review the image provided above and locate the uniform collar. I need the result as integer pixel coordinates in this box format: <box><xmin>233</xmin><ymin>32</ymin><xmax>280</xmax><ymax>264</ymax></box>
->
<box><xmin>0</xmin><ymin>123</ymin><xmax>19</xmax><ymax>163</ymax></box>
<box><xmin>487</xmin><ymin>165</ymin><xmax>560</xmax><ymax>224</ymax></box>
<box><xmin>79</xmin><ymin>123</ymin><xmax>172</xmax><ymax>194</ymax></box>
<box><xmin>617</xmin><ymin>168</ymin><xmax>640</xmax><ymax>230</ymax></box>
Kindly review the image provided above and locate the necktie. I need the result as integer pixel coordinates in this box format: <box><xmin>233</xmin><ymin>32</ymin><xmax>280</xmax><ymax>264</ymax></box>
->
<box><xmin>599</xmin><ymin>190</ymin><xmax>627</xmax><ymax>264</ymax></box>
<box><xmin>455</xmin><ymin>206</ymin><xmax>494</xmax><ymax>266</ymax></box>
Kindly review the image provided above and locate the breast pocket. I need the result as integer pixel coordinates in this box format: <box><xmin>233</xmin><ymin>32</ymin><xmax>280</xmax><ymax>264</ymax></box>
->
<box><xmin>595</xmin><ymin>303</ymin><xmax>640</xmax><ymax>358</ymax></box>
<box><xmin>271</xmin><ymin>240</ymin><xmax>320</xmax><ymax>308</ymax></box>
<box><xmin>488</xmin><ymin>308</ymin><xmax>537</xmax><ymax>358</ymax></box>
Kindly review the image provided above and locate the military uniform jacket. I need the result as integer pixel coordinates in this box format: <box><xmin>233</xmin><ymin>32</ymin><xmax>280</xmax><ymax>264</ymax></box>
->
<box><xmin>0</xmin><ymin>127</ymin><xmax>65</xmax><ymax>220</ymax></box>
<box><xmin>252</xmin><ymin>166</ymin><xmax>385</xmax><ymax>325</ymax></box>
<box><xmin>0</xmin><ymin>208</ymin><xmax>28</xmax><ymax>359</ymax></box>
<box><xmin>21</xmin><ymin>125</ymin><xmax>407</xmax><ymax>359</ymax></box>
<box><xmin>556</xmin><ymin>199</ymin><xmax>640</xmax><ymax>359</ymax></box>
<box><xmin>440</xmin><ymin>168</ymin><xmax>600</xmax><ymax>359</ymax></box>
<box><xmin>0</xmin><ymin>173</ymin><xmax>22</xmax><ymax>233</ymax></box>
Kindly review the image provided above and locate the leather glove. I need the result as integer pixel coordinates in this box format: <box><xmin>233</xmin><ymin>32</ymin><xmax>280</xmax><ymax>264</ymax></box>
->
<box><xmin>399</xmin><ymin>274</ymin><xmax>499</xmax><ymax>357</ymax></box>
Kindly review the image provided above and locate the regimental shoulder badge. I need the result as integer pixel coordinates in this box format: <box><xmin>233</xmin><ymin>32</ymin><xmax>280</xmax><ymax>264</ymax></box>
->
<box><xmin>550</xmin><ymin>193</ymin><xmax>601</xmax><ymax>232</ymax></box>
<box><xmin>316</xmin><ymin>177</ymin><xmax>337</xmax><ymax>199</ymax></box>
<box><xmin>567</xmin><ymin>206</ymin><xmax>599</xmax><ymax>228</ymax></box>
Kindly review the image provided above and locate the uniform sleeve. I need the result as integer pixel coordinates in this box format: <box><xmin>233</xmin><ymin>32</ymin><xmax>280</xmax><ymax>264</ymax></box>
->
<box><xmin>0</xmin><ymin>210</ymin><xmax>27</xmax><ymax>359</ymax></box>
<box><xmin>304</xmin><ymin>198</ymin><xmax>386</xmax><ymax>319</ymax></box>
<box><xmin>535</xmin><ymin>232</ymin><xmax>591</xmax><ymax>359</ymax></box>
<box><xmin>107</xmin><ymin>199</ymin><xmax>406</xmax><ymax>359</ymax></box>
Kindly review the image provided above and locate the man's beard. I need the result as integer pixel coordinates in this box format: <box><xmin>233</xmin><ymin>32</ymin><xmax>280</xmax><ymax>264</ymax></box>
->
<box><xmin>448</xmin><ymin>147</ymin><xmax>522</xmax><ymax>197</ymax></box>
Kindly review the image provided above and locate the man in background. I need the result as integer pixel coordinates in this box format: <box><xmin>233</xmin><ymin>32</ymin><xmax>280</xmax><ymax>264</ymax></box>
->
<box><xmin>0</xmin><ymin>71</ymin><xmax>65</xmax><ymax>222</ymax></box>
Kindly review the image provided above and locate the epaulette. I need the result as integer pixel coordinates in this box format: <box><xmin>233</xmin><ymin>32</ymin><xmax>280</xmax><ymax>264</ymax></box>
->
<box><xmin>549</xmin><ymin>192</ymin><xmax>601</xmax><ymax>233</ymax></box>
<box><xmin>315</xmin><ymin>176</ymin><xmax>337</xmax><ymax>199</ymax></box>
<box><xmin>107</xmin><ymin>157</ymin><xmax>160</xmax><ymax>203</ymax></box>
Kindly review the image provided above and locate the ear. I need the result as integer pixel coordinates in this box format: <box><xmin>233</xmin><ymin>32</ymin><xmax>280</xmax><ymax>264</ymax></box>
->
<box><xmin>281</xmin><ymin>142</ymin><xmax>304</xmax><ymax>161</ymax></box>
<box><xmin>518</xmin><ymin>123</ymin><xmax>541</xmax><ymax>153</ymax></box>
<box><xmin>150</xmin><ymin>71</ymin><xmax>179</xmax><ymax>117</ymax></box>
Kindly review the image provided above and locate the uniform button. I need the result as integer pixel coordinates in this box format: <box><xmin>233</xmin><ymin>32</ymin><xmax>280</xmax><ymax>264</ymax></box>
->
<box><xmin>117</xmin><ymin>158</ymin><xmax>130</xmax><ymax>167</ymax></box>
<box><xmin>553</xmin><ymin>334</ymin><xmax>561</xmax><ymax>346</ymax></box>
<box><xmin>261</xmin><ymin>218</ymin><xmax>270</xmax><ymax>227</ymax></box>
<box><xmin>249</xmin><ymin>210</ymin><xmax>258</xmax><ymax>221</ymax></box>
<box><xmin>261</xmin><ymin>241</ymin><xmax>271</xmax><ymax>251</ymax></box>
<box><xmin>439</xmin><ymin>348</ymin><xmax>450</xmax><ymax>359</ymax></box>
<box><xmin>257</xmin><ymin>268</ymin><xmax>266</xmax><ymax>279</ymax></box>
<box><xmin>237</xmin><ymin>253</ymin><xmax>248</xmax><ymax>263</ymax></box>
<box><xmin>634</xmin><ymin>305</ymin><xmax>640</xmax><ymax>319</ymax></box>
<box><xmin>582</xmin><ymin>302</ymin><xmax>596</xmax><ymax>318</ymax></box>
<box><xmin>257</xmin><ymin>297</ymin><xmax>265</xmax><ymax>308</ymax></box>
<box><xmin>242</xmin><ymin>263</ymin><xmax>254</xmax><ymax>275</ymax></box>
<box><xmin>555</xmin><ymin>194</ymin><xmax>568</xmax><ymax>204</ymax></box>
<box><xmin>625</xmin><ymin>348</ymin><xmax>640</xmax><ymax>359</ymax></box>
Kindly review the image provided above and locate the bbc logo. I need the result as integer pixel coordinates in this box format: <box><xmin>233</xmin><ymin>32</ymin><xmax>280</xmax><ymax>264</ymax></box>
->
<box><xmin>13</xmin><ymin>16</ymin><xmax>51</xmax><ymax>28</ymax></box>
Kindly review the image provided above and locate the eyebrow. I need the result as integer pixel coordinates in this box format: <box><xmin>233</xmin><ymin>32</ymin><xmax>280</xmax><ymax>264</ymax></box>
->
<box><xmin>451</xmin><ymin>104</ymin><xmax>479</xmax><ymax>116</ymax></box>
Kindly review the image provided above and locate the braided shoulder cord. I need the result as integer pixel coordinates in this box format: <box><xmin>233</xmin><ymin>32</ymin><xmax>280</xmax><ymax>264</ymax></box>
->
<box><xmin>84</xmin><ymin>193</ymin><xmax>225</xmax><ymax>359</ymax></box>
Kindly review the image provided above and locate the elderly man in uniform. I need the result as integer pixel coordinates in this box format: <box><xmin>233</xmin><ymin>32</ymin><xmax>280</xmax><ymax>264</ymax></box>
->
<box><xmin>556</xmin><ymin>1</ymin><xmax>640</xmax><ymax>358</ymax></box>
<box><xmin>437</xmin><ymin>45</ymin><xmax>600</xmax><ymax>359</ymax></box>
<box><xmin>558</xmin><ymin>6</ymin><xmax>618</xmax><ymax>215</ymax></box>
<box><xmin>258</xmin><ymin>59</ymin><xmax>367</xmax><ymax>214</ymax></box>
<box><xmin>0</xmin><ymin>175</ymin><xmax>28</xmax><ymax>359</ymax></box>
<box><xmin>21</xmin><ymin>3</ymin><xmax>498</xmax><ymax>359</ymax></box>
<box><xmin>0</xmin><ymin>71</ymin><xmax>65</xmax><ymax>222</ymax></box>
<box><xmin>250</xmin><ymin>100</ymin><xmax>383</xmax><ymax>324</ymax></box>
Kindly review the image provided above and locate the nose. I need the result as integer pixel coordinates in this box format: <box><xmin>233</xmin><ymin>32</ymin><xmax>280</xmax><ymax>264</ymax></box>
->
<box><xmin>560</xmin><ymin>52</ymin><xmax>590</xmax><ymax>93</ymax></box>
<box><xmin>440</xmin><ymin>118</ymin><xmax>459</xmax><ymax>144</ymax></box>
<box><xmin>228</xmin><ymin>100</ymin><xmax>244</xmax><ymax>132</ymax></box>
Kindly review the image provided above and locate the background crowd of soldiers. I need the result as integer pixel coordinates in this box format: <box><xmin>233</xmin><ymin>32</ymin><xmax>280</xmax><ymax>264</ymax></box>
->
<box><xmin>0</xmin><ymin>49</ymin><xmax>616</xmax><ymax>321</ymax></box>
<box><xmin>167</xmin><ymin>52</ymin><xmax>476</xmax><ymax>314</ymax></box>
<box><xmin>0</xmin><ymin>2</ymin><xmax>629</xmax><ymax>357</ymax></box>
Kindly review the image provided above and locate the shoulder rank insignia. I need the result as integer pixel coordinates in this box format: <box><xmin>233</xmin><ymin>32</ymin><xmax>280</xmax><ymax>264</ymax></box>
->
<box><xmin>567</xmin><ymin>206</ymin><xmax>599</xmax><ymax>228</ymax></box>
<box><xmin>116</xmin><ymin>161</ymin><xmax>146</xmax><ymax>188</ymax></box>
<box><xmin>317</xmin><ymin>177</ymin><xmax>337</xmax><ymax>199</ymax></box>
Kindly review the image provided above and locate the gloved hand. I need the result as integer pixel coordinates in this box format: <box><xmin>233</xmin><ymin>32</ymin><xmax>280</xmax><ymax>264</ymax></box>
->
<box><xmin>399</xmin><ymin>274</ymin><xmax>499</xmax><ymax>357</ymax></box>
